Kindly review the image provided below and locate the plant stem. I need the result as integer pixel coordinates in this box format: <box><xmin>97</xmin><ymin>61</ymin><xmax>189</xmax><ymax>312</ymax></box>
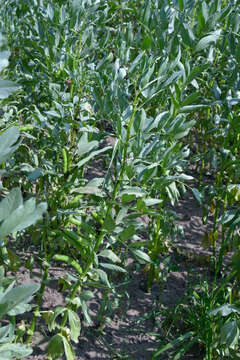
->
<box><xmin>26</xmin><ymin>264</ymin><xmax>49</xmax><ymax>345</ymax></box>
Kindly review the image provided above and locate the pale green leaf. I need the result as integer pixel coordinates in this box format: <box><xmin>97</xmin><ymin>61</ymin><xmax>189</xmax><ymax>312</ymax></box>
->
<box><xmin>62</xmin><ymin>334</ymin><xmax>75</xmax><ymax>360</ymax></box>
<box><xmin>0</xmin><ymin>188</ymin><xmax>22</xmax><ymax>222</ymax></box>
<box><xmin>0</xmin><ymin>199</ymin><xmax>47</xmax><ymax>238</ymax></box>
<box><xmin>0</xmin><ymin>343</ymin><xmax>33</xmax><ymax>358</ymax></box>
<box><xmin>195</xmin><ymin>29</ymin><xmax>221</xmax><ymax>52</ymax></box>
<box><xmin>0</xmin><ymin>282</ymin><xmax>40</xmax><ymax>319</ymax></box>
<box><xmin>0</xmin><ymin>79</ymin><xmax>20</xmax><ymax>99</ymax></box>
<box><xmin>98</xmin><ymin>249</ymin><xmax>120</xmax><ymax>263</ymax></box>
<box><xmin>100</xmin><ymin>263</ymin><xmax>127</xmax><ymax>273</ymax></box>
<box><xmin>68</xmin><ymin>310</ymin><xmax>81</xmax><ymax>343</ymax></box>
<box><xmin>0</xmin><ymin>127</ymin><xmax>20</xmax><ymax>164</ymax></box>
<box><xmin>131</xmin><ymin>249</ymin><xmax>152</xmax><ymax>264</ymax></box>
<box><xmin>77</xmin><ymin>132</ymin><xmax>98</xmax><ymax>157</ymax></box>
<box><xmin>77</xmin><ymin>146</ymin><xmax>111</xmax><ymax>168</ymax></box>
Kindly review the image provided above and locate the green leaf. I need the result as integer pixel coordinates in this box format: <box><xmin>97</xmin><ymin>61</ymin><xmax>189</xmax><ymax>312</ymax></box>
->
<box><xmin>195</xmin><ymin>29</ymin><xmax>221</xmax><ymax>52</ymax></box>
<box><xmin>180</xmin><ymin>23</ymin><xmax>195</xmax><ymax>47</ymax></box>
<box><xmin>131</xmin><ymin>249</ymin><xmax>152</xmax><ymax>264</ymax></box>
<box><xmin>119</xmin><ymin>187</ymin><xmax>147</xmax><ymax>198</ymax></box>
<box><xmin>77</xmin><ymin>132</ymin><xmax>98</xmax><ymax>157</ymax></box>
<box><xmin>0</xmin><ymin>127</ymin><xmax>20</xmax><ymax>164</ymax></box>
<box><xmin>209</xmin><ymin>304</ymin><xmax>240</xmax><ymax>317</ymax></box>
<box><xmin>98</xmin><ymin>249</ymin><xmax>120</xmax><ymax>263</ymax></box>
<box><xmin>129</xmin><ymin>51</ymin><xmax>145</xmax><ymax>73</ymax></box>
<box><xmin>180</xmin><ymin>104</ymin><xmax>209</xmax><ymax>112</ymax></box>
<box><xmin>0</xmin><ymin>198</ymin><xmax>47</xmax><ymax>238</ymax></box>
<box><xmin>0</xmin><ymin>343</ymin><xmax>33</xmax><ymax>358</ymax></box>
<box><xmin>103</xmin><ymin>215</ymin><xmax>115</xmax><ymax>232</ymax></box>
<box><xmin>68</xmin><ymin>310</ymin><xmax>81</xmax><ymax>343</ymax></box>
<box><xmin>153</xmin><ymin>331</ymin><xmax>195</xmax><ymax>358</ymax></box>
<box><xmin>144</xmin><ymin>198</ymin><xmax>163</xmax><ymax>207</ymax></box>
<box><xmin>220</xmin><ymin>320</ymin><xmax>239</xmax><ymax>348</ymax></box>
<box><xmin>48</xmin><ymin>334</ymin><xmax>64</xmax><ymax>359</ymax></box>
<box><xmin>0</xmin><ymin>79</ymin><xmax>20</xmax><ymax>99</ymax></box>
<box><xmin>218</xmin><ymin>210</ymin><xmax>236</xmax><ymax>225</ymax></box>
<box><xmin>0</xmin><ymin>188</ymin><xmax>22</xmax><ymax>222</ymax></box>
<box><xmin>62</xmin><ymin>334</ymin><xmax>75</xmax><ymax>360</ymax></box>
<box><xmin>100</xmin><ymin>263</ymin><xmax>127</xmax><ymax>273</ymax></box>
<box><xmin>119</xmin><ymin>225</ymin><xmax>136</xmax><ymax>241</ymax></box>
<box><xmin>81</xmin><ymin>300</ymin><xmax>91</xmax><ymax>324</ymax></box>
<box><xmin>0</xmin><ymin>51</ymin><xmax>10</xmax><ymax>71</ymax></box>
<box><xmin>48</xmin><ymin>306</ymin><xmax>66</xmax><ymax>331</ymax></box>
<box><xmin>94</xmin><ymin>269</ymin><xmax>111</xmax><ymax>288</ymax></box>
<box><xmin>77</xmin><ymin>146</ymin><xmax>111</xmax><ymax>168</ymax></box>
<box><xmin>79</xmin><ymin>290</ymin><xmax>94</xmax><ymax>301</ymax></box>
<box><xmin>192</xmin><ymin>188</ymin><xmax>204</xmax><ymax>205</ymax></box>
<box><xmin>7</xmin><ymin>302</ymin><xmax>32</xmax><ymax>316</ymax></box>
<box><xmin>0</xmin><ymin>324</ymin><xmax>11</xmax><ymax>341</ymax></box>
<box><xmin>72</xmin><ymin>186</ymin><xmax>104</xmax><ymax>197</ymax></box>
<box><xmin>0</xmin><ymin>282</ymin><xmax>40</xmax><ymax>319</ymax></box>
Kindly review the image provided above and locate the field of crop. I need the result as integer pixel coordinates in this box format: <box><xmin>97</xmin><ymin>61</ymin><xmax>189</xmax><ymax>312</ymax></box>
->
<box><xmin>0</xmin><ymin>0</ymin><xmax>240</xmax><ymax>359</ymax></box>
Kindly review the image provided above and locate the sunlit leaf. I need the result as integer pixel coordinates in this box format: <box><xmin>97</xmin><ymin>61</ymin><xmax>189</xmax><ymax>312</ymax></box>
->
<box><xmin>195</xmin><ymin>29</ymin><xmax>221</xmax><ymax>52</ymax></box>
<box><xmin>0</xmin><ymin>198</ymin><xmax>47</xmax><ymax>239</ymax></box>
<box><xmin>0</xmin><ymin>79</ymin><xmax>20</xmax><ymax>99</ymax></box>
<box><xmin>68</xmin><ymin>310</ymin><xmax>81</xmax><ymax>343</ymax></box>
<box><xmin>98</xmin><ymin>249</ymin><xmax>120</xmax><ymax>263</ymax></box>
<box><xmin>0</xmin><ymin>127</ymin><xmax>20</xmax><ymax>164</ymax></box>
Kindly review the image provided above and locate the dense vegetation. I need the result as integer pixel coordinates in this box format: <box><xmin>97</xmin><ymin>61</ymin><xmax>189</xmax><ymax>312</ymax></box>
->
<box><xmin>0</xmin><ymin>0</ymin><xmax>240</xmax><ymax>358</ymax></box>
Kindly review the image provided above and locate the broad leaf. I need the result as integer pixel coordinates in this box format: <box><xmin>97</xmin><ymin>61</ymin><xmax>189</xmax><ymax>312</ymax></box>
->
<box><xmin>68</xmin><ymin>310</ymin><xmax>81</xmax><ymax>343</ymax></box>
<box><xmin>131</xmin><ymin>249</ymin><xmax>152</xmax><ymax>264</ymax></box>
<box><xmin>0</xmin><ymin>198</ymin><xmax>47</xmax><ymax>239</ymax></box>
<box><xmin>209</xmin><ymin>304</ymin><xmax>240</xmax><ymax>317</ymax></box>
<box><xmin>48</xmin><ymin>334</ymin><xmax>64</xmax><ymax>359</ymax></box>
<box><xmin>0</xmin><ymin>282</ymin><xmax>40</xmax><ymax>319</ymax></box>
<box><xmin>119</xmin><ymin>187</ymin><xmax>147</xmax><ymax>198</ymax></box>
<box><xmin>119</xmin><ymin>225</ymin><xmax>136</xmax><ymax>241</ymax></box>
<box><xmin>195</xmin><ymin>29</ymin><xmax>221</xmax><ymax>52</ymax></box>
<box><xmin>77</xmin><ymin>146</ymin><xmax>111</xmax><ymax>168</ymax></box>
<box><xmin>62</xmin><ymin>334</ymin><xmax>75</xmax><ymax>360</ymax></box>
<box><xmin>77</xmin><ymin>132</ymin><xmax>98</xmax><ymax>157</ymax></box>
<box><xmin>100</xmin><ymin>263</ymin><xmax>127</xmax><ymax>273</ymax></box>
<box><xmin>0</xmin><ymin>343</ymin><xmax>33</xmax><ymax>358</ymax></box>
<box><xmin>0</xmin><ymin>127</ymin><xmax>20</xmax><ymax>164</ymax></box>
<box><xmin>0</xmin><ymin>188</ymin><xmax>22</xmax><ymax>222</ymax></box>
<box><xmin>220</xmin><ymin>320</ymin><xmax>239</xmax><ymax>348</ymax></box>
<box><xmin>103</xmin><ymin>215</ymin><xmax>115</xmax><ymax>232</ymax></box>
<box><xmin>0</xmin><ymin>79</ymin><xmax>20</xmax><ymax>99</ymax></box>
<box><xmin>98</xmin><ymin>249</ymin><xmax>120</xmax><ymax>263</ymax></box>
<box><xmin>0</xmin><ymin>51</ymin><xmax>11</xmax><ymax>71</ymax></box>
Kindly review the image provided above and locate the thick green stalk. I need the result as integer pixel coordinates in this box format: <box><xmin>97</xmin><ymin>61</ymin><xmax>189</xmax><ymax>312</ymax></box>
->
<box><xmin>26</xmin><ymin>264</ymin><xmax>49</xmax><ymax>345</ymax></box>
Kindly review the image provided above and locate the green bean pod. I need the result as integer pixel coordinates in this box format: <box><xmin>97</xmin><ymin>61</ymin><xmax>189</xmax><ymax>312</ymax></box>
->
<box><xmin>19</xmin><ymin>125</ymin><xmax>35</xmax><ymax>131</ymax></box>
<box><xmin>91</xmin><ymin>212</ymin><xmax>104</xmax><ymax>225</ymax></box>
<box><xmin>62</xmin><ymin>148</ymin><xmax>68</xmax><ymax>174</ymax></box>
<box><xmin>68</xmin><ymin>216</ymin><xmax>82</xmax><ymax>226</ymax></box>
<box><xmin>67</xmin><ymin>151</ymin><xmax>72</xmax><ymax>172</ymax></box>
<box><xmin>54</xmin><ymin>254</ymin><xmax>82</xmax><ymax>276</ymax></box>
<box><xmin>61</xmin><ymin>229</ymin><xmax>84</xmax><ymax>253</ymax></box>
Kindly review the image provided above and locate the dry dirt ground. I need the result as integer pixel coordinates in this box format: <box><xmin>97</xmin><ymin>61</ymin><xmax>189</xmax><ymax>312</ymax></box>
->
<box><xmin>10</xmin><ymin>184</ymin><xmax>225</xmax><ymax>360</ymax></box>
